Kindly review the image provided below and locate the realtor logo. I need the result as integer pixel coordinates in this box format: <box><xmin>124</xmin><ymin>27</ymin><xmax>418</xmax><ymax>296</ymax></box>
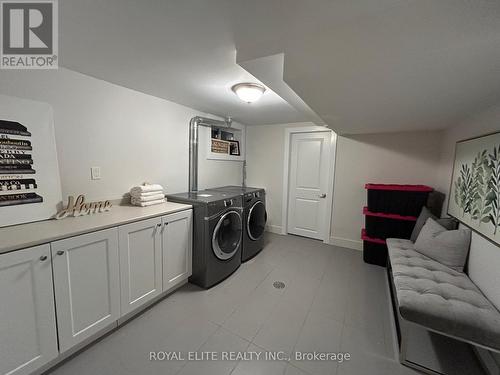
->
<box><xmin>1</xmin><ymin>0</ymin><xmax>58</xmax><ymax>69</ymax></box>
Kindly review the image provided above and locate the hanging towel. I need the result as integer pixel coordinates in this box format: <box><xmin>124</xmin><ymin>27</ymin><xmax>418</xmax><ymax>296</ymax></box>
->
<box><xmin>131</xmin><ymin>193</ymin><xmax>165</xmax><ymax>204</ymax></box>
<box><xmin>130</xmin><ymin>184</ymin><xmax>164</xmax><ymax>196</ymax></box>
<box><xmin>131</xmin><ymin>198</ymin><xmax>165</xmax><ymax>207</ymax></box>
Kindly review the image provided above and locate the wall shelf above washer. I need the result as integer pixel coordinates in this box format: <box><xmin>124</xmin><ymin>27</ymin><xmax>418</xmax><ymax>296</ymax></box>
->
<box><xmin>203</xmin><ymin>121</ymin><xmax>246</xmax><ymax>162</ymax></box>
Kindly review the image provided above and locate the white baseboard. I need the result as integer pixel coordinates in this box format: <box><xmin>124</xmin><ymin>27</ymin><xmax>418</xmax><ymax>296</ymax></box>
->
<box><xmin>330</xmin><ymin>236</ymin><xmax>363</xmax><ymax>251</ymax></box>
<box><xmin>266</xmin><ymin>227</ymin><xmax>363</xmax><ymax>251</ymax></box>
<box><xmin>265</xmin><ymin>224</ymin><xmax>283</xmax><ymax>235</ymax></box>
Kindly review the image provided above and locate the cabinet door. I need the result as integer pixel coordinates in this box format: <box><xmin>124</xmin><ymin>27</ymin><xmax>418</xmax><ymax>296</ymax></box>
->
<box><xmin>162</xmin><ymin>210</ymin><xmax>192</xmax><ymax>291</ymax></box>
<box><xmin>118</xmin><ymin>217</ymin><xmax>162</xmax><ymax>316</ymax></box>
<box><xmin>51</xmin><ymin>228</ymin><xmax>120</xmax><ymax>352</ymax></box>
<box><xmin>0</xmin><ymin>245</ymin><xmax>58</xmax><ymax>375</ymax></box>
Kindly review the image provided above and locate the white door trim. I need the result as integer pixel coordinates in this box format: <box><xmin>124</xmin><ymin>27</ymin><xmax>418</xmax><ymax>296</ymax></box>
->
<box><xmin>281</xmin><ymin>126</ymin><xmax>337</xmax><ymax>244</ymax></box>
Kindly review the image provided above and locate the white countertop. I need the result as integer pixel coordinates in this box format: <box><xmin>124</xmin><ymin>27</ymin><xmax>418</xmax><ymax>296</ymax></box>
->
<box><xmin>0</xmin><ymin>202</ymin><xmax>192</xmax><ymax>254</ymax></box>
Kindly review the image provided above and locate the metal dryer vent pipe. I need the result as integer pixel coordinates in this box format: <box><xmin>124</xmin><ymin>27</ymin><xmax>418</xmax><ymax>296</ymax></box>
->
<box><xmin>189</xmin><ymin>115</ymin><xmax>233</xmax><ymax>192</ymax></box>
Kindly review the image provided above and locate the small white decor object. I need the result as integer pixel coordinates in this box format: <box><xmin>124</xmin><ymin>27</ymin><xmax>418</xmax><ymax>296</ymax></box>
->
<box><xmin>55</xmin><ymin>195</ymin><xmax>112</xmax><ymax>219</ymax></box>
<box><xmin>130</xmin><ymin>183</ymin><xmax>165</xmax><ymax>207</ymax></box>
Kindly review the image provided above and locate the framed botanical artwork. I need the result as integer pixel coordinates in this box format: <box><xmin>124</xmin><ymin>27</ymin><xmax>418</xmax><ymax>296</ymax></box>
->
<box><xmin>448</xmin><ymin>131</ymin><xmax>500</xmax><ymax>244</ymax></box>
<box><xmin>0</xmin><ymin>94</ymin><xmax>62</xmax><ymax>227</ymax></box>
<box><xmin>229</xmin><ymin>140</ymin><xmax>240</xmax><ymax>156</ymax></box>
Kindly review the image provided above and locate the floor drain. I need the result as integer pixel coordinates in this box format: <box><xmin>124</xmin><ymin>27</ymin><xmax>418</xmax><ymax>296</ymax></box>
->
<box><xmin>273</xmin><ymin>281</ymin><xmax>286</xmax><ymax>289</ymax></box>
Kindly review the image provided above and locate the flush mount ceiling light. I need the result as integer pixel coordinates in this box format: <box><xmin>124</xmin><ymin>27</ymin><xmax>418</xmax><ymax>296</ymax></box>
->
<box><xmin>231</xmin><ymin>83</ymin><xmax>266</xmax><ymax>103</ymax></box>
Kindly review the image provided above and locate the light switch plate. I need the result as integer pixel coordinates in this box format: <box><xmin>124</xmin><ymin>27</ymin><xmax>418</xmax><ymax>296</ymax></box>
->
<box><xmin>91</xmin><ymin>166</ymin><xmax>101</xmax><ymax>180</ymax></box>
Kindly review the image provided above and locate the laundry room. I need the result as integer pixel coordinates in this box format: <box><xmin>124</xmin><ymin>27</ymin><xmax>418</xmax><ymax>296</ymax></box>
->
<box><xmin>1</xmin><ymin>2</ymin><xmax>500</xmax><ymax>375</ymax></box>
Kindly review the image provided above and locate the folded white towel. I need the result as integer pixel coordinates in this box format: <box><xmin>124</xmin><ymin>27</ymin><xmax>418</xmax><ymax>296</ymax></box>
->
<box><xmin>131</xmin><ymin>193</ymin><xmax>165</xmax><ymax>202</ymax></box>
<box><xmin>130</xmin><ymin>184</ymin><xmax>164</xmax><ymax>195</ymax></box>
<box><xmin>130</xmin><ymin>190</ymin><xmax>163</xmax><ymax>198</ymax></box>
<box><xmin>131</xmin><ymin>193</ymin><xmax>165</xmax><ymax>203</ymax></box>
<box><xmin>131</xmin><ymin>198</ymin><xmax>166</xmax><ymax>207</ymax></box>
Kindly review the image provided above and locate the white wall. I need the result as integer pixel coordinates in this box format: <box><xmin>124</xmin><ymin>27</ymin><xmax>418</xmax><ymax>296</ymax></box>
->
<box><xmin>0</xmin><ymin>68</ymin><xmax>243</xmax><ymax>201</ymax></box>
<box><xmin>436</xmin><ymin>103</ymin><xmax>500</xmax><ymax>305</ymax></box>
<box><xmin>199</xmin><ymin>123</ymin><xmax>245</xmax><ymax>189</ymax></box>
<box><xmin>331</xmin><ymin>131</ymin><xmax>444</xmax><ymax>249</ymax></box>
<box><xmin>436</xmin><ymin>104</ymin><xmax>500</xmax><ymax>211</ymax></box>
<box><xmin>245</xmin><ymin>122</ymin><xmax>310</xmax><ymax>233</ymax></box>
<box><xmin>433</xmin><ymin>104</ymin><xmax>500</xmax><ymax>367</ymax></box>
<box><xmin>246</xmin><ymin>123</ymin><xmax>444</xmax><ymax>248</ymax></box>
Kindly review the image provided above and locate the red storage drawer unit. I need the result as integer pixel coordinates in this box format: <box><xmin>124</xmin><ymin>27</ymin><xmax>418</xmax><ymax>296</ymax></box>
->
<box><xmin>365</xmin><ymin>184</ymin><xmax>433</xmax><ymax>216</ymax></box>
<box><xmin>361</xmin><ymin>229</ymin><xmax>387</xmax><ymax>267</ymax></box>
<box><xmin>363</xmin><ymin>207</ymin><xmax>417</xmax><ymax>240</ymax></box>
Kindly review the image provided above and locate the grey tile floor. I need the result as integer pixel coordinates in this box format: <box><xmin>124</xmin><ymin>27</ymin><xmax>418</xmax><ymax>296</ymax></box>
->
<box><xmin>49</xmin><ymin>233</ymin><xmax>422</xmax><ymax>375</ymax></box>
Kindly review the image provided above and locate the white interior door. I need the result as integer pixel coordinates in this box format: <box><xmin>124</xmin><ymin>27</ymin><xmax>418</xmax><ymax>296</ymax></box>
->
<box><xmin>287</xmin><ymin>131</ymin><xmax>332</xmax><ymax>240</ymax></box>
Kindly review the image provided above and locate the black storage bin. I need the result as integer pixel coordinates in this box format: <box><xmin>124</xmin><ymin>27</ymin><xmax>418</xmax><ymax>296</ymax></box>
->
<box><xmin>366</xmin><ymin>184</ymin><xmax>433</xmax><ymax>216</ymax></box>
<box><xmin>362</xmin><ymin>230</ymin><xmax>387</xmax><ymax>267</ymax></box>
<box><xmin>363</xmin><ymin>241</ymin><xmax>387</xmax><ymax>267</ymax></box>
<box><xmin>364</xmin><ymin>208</ymin><xmax>416</xmax><ymax>240</ymax></box>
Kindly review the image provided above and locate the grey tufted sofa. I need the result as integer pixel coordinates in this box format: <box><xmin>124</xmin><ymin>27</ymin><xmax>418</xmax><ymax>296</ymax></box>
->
<box><xmin>386</xmin><ymin>238</ymin><xmax>500</xmax><ymax>373</ymax></box>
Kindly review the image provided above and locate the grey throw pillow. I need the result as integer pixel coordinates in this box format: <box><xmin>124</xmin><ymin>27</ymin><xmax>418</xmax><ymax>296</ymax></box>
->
<box><xmin>414</xmin><ymin>218</ymin><xmax>471</xmax><ymax>272</ymax></box>
<box><xmin>410</xmin><ymin>206</ymin><xmax>457</xmax><ymax>242</ymax></box>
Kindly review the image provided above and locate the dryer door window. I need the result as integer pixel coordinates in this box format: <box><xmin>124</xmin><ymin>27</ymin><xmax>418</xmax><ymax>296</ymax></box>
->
<box><xmin>247</xmin><ymin>201</ymin><xmax>266</xmax><ymax>241</ymax></box>
<box><xmin>212</xmin><ymin>210</ymin><xmax>242</xmax><ymax>260</ymax></box>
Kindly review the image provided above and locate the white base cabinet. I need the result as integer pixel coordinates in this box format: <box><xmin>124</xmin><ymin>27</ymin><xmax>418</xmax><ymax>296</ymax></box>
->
<box><xmin>119</xmin><ymin>217</ymin><xmax>163</xmax><ymax>316</ymax></box>
<box><xmin>51</xmin><ymin>228</ymin><xmax>120</xmax><ymax>352</ymax></box>
<box><xmin>162</xmin><ymin>210</ymin><xmax>192</xmax><ymax>291</ymax></box>
<box><xmin>117</xmin><ymin>210</ymin><xmax>193</xmax><ymax>316</ymax></box>
<box><xmin>0</xmin><ymin>208</ymin><xmax>192</xmax><ymax>374</ymax></box>
<box><xmin>0</xmin><ymin>245</ymin><xmax>58</xmax><ymax>375</ymax></box>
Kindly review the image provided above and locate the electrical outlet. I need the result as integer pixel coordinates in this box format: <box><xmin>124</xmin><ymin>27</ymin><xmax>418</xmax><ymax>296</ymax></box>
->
<box><xmin>91</xmin><ymin>166</ymin><xmax>101</xmax><ymax>180</ymax></box>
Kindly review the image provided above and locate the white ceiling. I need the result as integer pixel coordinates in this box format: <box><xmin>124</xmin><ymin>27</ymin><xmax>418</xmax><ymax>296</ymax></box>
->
<box><xmin>59</xmin><ymin>0</ymin><xmax>309</xmax><ymax>126</ymax></box>
<box><xmin>60</xmin><ymin>0</ymin><xmax>500</xmax><ymax>133</ymax></box>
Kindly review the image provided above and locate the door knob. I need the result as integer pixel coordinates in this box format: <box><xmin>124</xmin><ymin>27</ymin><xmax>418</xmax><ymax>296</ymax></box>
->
<box><xmin>40</xmin><ymin>255</ymin><xmax>48</xmax><ymax>261</ymax></box>
<box><xmin>319</xmin><ymin>193</ymin><xmax>327</xmax><ymax>198</ymax></box>
<box><xmin>57</xmin><ymin>250</ymin><xmax>65</xmax><ymax>256</ymax></box>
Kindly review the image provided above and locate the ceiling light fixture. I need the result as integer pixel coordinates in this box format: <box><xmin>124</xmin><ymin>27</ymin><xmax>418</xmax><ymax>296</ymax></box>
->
<box><xmin>231</xmin><ymin>83</ymin><xmax>266</xmax><ymax>103</ymax></box>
